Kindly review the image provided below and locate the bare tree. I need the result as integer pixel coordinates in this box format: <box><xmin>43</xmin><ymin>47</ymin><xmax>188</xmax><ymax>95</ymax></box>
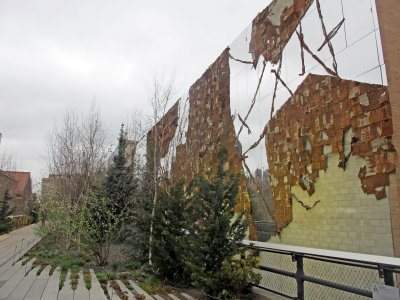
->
<box><xmin>42</xmin><ymin>102</ymin><xmax>110</xmax><ymax>250</ymax></box>
<box><xmin>0</xmin><ymin>150</ymin><xmax>18</xmax><ymax>171</ymax></box>
<box><xmin>0</xmin><ymin>134</ymin><xmax>21</xmax><ymax>171</ymax></box>
<box><xmin>147</xmin><ymin>73</ymin><xmax>176</xmax><ymax>265</ymax></box>
<box><xmin>124</xmin><ymin>109</ymin><xmax>148</xmax><ymax>176</ymax></box>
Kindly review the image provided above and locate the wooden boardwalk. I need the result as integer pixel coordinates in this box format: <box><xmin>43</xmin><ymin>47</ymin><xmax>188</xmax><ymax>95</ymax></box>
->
<box><xmin>0</xmin><ymin>225</ymin><xmax>197</xmax><ymax>299</ymax></box>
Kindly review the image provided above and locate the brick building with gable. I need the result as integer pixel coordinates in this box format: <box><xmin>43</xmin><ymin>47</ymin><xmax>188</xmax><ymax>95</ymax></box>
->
<box><xmin>0</xmin><ymin>171</ymin><xmax>32</xmax><ymax>214</ymax></box>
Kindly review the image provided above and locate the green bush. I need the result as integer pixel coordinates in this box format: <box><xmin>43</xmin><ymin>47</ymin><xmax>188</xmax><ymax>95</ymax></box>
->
<box><xmin>0</xmin><ymin>223</ymin><xmax>10</xmax><ymax>234</ymax></box>
<box><xmin>150</xmin><ymin>147</ymin><xmax>261</xmax><ymax>298</ymax></box>
<box><xmin>107</xmin><ymin>272</ymin><xmax>116</xmax><ymax>280</ymax></box>
<box><xmin>71</xmin><ymin>264</ymin><xmax>80</xmax><ymax>273</ymax></box>
<box><xmin>125</xmin><ymin>262</ymin><xmax>140</xmax><ymax>270</ymax></box>
<box><xmin>118</xmin><ymin>271</ymin><xmax>131</xmax><ymax>279</ymax></box>
<box><xmin>61</xmin><ymin>263</ymin><xmax>69</xmax><ymax>272</ymax></box>
<box><xmin>0</xmin><ymin>190</ymin><xmax>14</xmax><ymax>234</ymax></box>
<box><xmin>78</xmin><ymin>191</ymin><xmax>123</xmax><ymax>266</ymax></box>
<box><xmin>74</xmin><ymin>259</ymin><xmax>86</xmax><ymax>267</ymax></box>
<box><xmin>150</xmin><ymin>180</ymin><xmax>189</xmax><ymax>283</ymax></box>
<box><xmin>96</xmin><ymin>273</ymin><xmax>108</xmax><ymax>284</ymax></box>
<box><xmin>111</xmin><ymin>262</ymin><xmax>119</xmax><ymax>272</ymax></box>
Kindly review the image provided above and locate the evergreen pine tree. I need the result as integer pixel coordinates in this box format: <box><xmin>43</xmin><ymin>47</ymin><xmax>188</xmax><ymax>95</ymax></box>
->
<box><xmin>0</xmin><ymin>189</ymin><xmax>15</xmax><ymax>234</ymax></box>
<box><xmin>104</xmin><ymin>124</ymin><xmax>137</xmax><ymax>217</ymax></box>
<box><xmin>151</xmin><ymin>179</ymin><xmax>190</xmax><ymax>282</ymax></box>
<box><xmin>185</xmin><ymin>147</ymin><xmax>260</xmax><ymax>298</ymax></box>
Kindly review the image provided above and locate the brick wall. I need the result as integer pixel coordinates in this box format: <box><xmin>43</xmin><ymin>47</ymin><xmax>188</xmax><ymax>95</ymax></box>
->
<box><xmin>269</xmin><ymin>152</ymin><xmax>394</xmax><ymax>256</ymax></box>
<box><xmin>375</xmin><ymin>0</ymin><xmax>400</xmax><ymax>258</ymax></box>
<box><xmin>0</xmin><ymin>171</ymin><xmax>16</xmax><ymax>203</ymax></box>
<box><xmin>265</xmin><ymin>74</ymin><xmax>396</xmax><ymax>233</ymax></box>
<box><xmin>17</xmin><ymin>176</ymin><xmax>32</xmax><ymax>213</ymax></box>
<box><xmin>147</xmin><ymin>50</ymin><xmax>257</xmax><ymax>239</ymax></box>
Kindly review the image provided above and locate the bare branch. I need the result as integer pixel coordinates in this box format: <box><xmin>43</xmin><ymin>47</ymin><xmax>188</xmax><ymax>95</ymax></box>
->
<box><xmin>296</xmin><ymin>30</ymin><xmax>339</xmax><ymax>77</ymax></box>
<box><xmin>228</xmin><ymin>52</ymin><xmax>254</xmax><ymax>65</ymax></box>
<box><xmin>271</xmin><ymin>69</ymin><xmax>293</xmax><ymax>96</ymax></box>
<box><xmin>238</xmin><ymin>114</ymin><xmax>251</xmax><ymax>135</ymax></box>
<box><xmin>270</xmin><ymin>58</ymin><xmax>283</xmax><ymax>119</ymax></box>
<box><xmin>317</xmin><ymin>18</ymin><xmax>345</xmax><ymax>52</ymax></box>
<box><xmin>298</xmin><ymin>23</ymin><xmax>306</xmax><ymax>76</ymax></box>
<box><xmin>236</xmin><ymin>60</ymin><xmax>267</xmax><ymax>138</ymax></box>
<box><xmin>242</xmin><ymin>160</ymin><xmax>275</xmax><ymax>222</ymax></box>
<box><xmin>316</xmin><ymin>0</ymin><xmax>339</xmax><ymax>73</ymax></box>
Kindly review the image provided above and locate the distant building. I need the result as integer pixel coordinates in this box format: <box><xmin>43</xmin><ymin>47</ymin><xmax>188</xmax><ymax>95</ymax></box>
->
<box><xmin>0</xmin><ymin>170</ymin><xmax>17</xmax><ymax>201</ymax></box>
<box><xmin>0</xmin><ymin>171</ymin><xmax>32</xmax><ymax>214</ymax></box>
<box><xmin>41</xmin><ymin>174</ymin><xmax>64</xmax><ymax>201</ymax></box>
<box><xmin>108</xmin><ymin>140</ymin><xmax>138</xmax><ymax>168</ymax></box>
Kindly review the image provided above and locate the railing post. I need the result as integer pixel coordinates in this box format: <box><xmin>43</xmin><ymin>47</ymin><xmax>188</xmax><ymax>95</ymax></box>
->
<box><xmin>384</xmin><ymin>269</ymin><xmax>394</xmax><ymax>286</ymax></box>
<box><xmin>12</xmin><ymin>245</ymin><xmax>17</xmax><ymax>265</ymax></box>
<box><xmin>295</xmin><ymin>254</ymin><xmax>304</xmax><ymax>300</ymax></box>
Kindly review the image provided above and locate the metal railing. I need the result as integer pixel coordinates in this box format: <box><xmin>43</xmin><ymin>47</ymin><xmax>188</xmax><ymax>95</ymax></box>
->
<box><xmin>242</xmin><ymin>240</ymin><xmax>400</xmax><ymax>299</ymax></box>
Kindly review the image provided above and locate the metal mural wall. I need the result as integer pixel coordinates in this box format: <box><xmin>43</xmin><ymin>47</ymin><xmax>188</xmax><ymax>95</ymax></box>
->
<box><xmin>147</xmin><ymin>0</ymin><xmax>394</xmax><ymax>242</ymax></box>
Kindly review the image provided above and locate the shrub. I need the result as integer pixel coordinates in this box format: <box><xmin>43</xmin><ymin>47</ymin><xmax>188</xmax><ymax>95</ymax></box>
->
<box><xmin>111</xmin><ymin>262</ymin><xmax>119</xmax><ymax>272</ymax></box>
<box><xmin>96</xmin><ymin>273</ymin><xmax>108</xmax><ymax>284</ymax></box>
<box><xmin>107</xmin><ymin>272</ymin><xmax>116</xmax><ymax>280</ymax></box>
<box><xmin>0</xmin><ymin>190</ymin><xmax>14</xmax><ymax>234</ymax></box>
<box><xmin>118</xmin><ymin>272</ymin><xmax>131</xmax><ymax>279</ymax></box>
<box><xmin>61</xmin><ymin>263</ymin><xmax>69</xmax><ymax>272</ymax></box>
<box><xmin>150</xmin><ymin>147</ymin><xmax>261</xmax><ymax>298</ymax></box>
<box><xmin>150</xmin><ymin>180</ymin><xmax>189</xmax><ymax>283</ymax></box>
<box><xmin>125</xmin><ymin>262</ymin><xmax>140</xmax><ymax>270</ymax></box>
<box><xmin>78</xmin><ymin>191</ymin><xmax>123</xmax><ymax>266</ymax></box>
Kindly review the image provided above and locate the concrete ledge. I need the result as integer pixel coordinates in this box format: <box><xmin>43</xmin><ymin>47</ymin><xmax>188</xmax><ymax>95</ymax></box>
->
<box><xmin>0</xmin><ymin>234</ymin><xmax>10</xmax><ymax>242</ymax></box>
<box><xmin>252</xmin><ymin>286</ymin><xmax>290</xmax><ymax>300</ymax></box>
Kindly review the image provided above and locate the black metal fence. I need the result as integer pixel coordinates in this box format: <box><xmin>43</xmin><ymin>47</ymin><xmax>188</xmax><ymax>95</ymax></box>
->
<box><xmin>242</xmin><ymin>240</ymin><xmax>400</xmax><ymax>299</ymax></box>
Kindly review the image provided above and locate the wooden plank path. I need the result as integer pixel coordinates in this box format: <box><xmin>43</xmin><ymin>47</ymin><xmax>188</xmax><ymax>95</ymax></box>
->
<box><xmin>24</xmin><ymin>266</ymin><xmax>51</xmax><ymax>300</ymax></box>
<box><xmin>0</xmin><ymin>259</ymin><xmax>34</xmax><ymax>299</ymax></box>
<box><xmin>41</xmin><ymin>267</ymin><xmax>61</xmax><ymax>300</ymax></box>
<box><xmin>73</xmin><ymin>270</ymin><xmax>90</xmax><ymax>300</ymax></box>
<box><xmin>0</xmin><ymin>226</ymin><xmax>108</xmax><ymax>299</ymax></box>
<box><xmin>7</xmin><ymin>266</ymin><xmax>40</xmax><ymax>300</ymax></box>
<box><xmin>0</xmin><ymin>225</ymin><xmax>199</xmax><ymax>299</ymax></box>
<box><xmin>0</xmin><ymin>225</ymin><xmax>41</xmax><ymax>269</ymax></box>
<box><xmin>0</xmin><ymin>265</ymin><xmax>108</xmax><ymax>299</ymax></box>
<box><xmin>89</xmin><ymin>269</ymin><xmax>107</xmax><ymax>300</ymax></box>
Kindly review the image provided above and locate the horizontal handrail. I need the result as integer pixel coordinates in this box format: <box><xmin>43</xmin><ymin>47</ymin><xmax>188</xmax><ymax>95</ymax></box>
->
<box><xmin>242</xmin><ymin>240</ymin><xmax>400</xmax><ymax>268</ymax></box>
<box><xmin>243</xmin><ymin>240</ymin><xmax>400</xmax><ymax>299</ymax></box>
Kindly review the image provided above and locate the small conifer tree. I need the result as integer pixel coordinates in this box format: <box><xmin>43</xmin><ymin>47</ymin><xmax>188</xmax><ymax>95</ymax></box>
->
<box><xmin>104</xmin><ymin>124</ymin><xmax>137</xmax><ymax>217</ymax></box>
<box><xmin>0</xmin><ymin>189</ymin><xmax>14</xmax><ymax>234</ymax></box>
<box><xmin>151</xmin><ymin>179</ymin><xmax>189</xmax><ymax>282</ymax></box>
<box><xmin>185</xmin><ymin>147</ymin><xmax>260</xmax><ymax>298</ymax></box>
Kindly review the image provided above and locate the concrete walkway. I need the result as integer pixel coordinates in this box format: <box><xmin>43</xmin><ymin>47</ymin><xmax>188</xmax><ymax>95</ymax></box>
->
<box><xmin>0</xmin><ymin>224</ymin><xmax>41</xmax><ymax>269</ymax></box>
<box><xmin>0</xmin><ymin>264</ymin><xmax>108</xmax><ymax>299</ymax></box>
<box><xmin>0</xmin><ymin>225</ymin><xmax>107</xmax><ymax>299</ymax></box>
<box><xmin>0</xmin><ymin>226</ymin><xmax>195</xmax><ymax>299</ymax></box>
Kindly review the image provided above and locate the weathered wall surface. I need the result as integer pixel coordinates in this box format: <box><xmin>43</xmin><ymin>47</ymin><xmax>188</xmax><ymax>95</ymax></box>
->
<box><xmin>249</xmin><ymin>0</ymin><xmax>313</xmax><ymax>65</ymax></box>
<box><xmin>146</xmin><ymin>0</ymin><xmax>399</xmax><ymax>256</ymax></box>
<box><xmin>0</xmin><ymin>170</ymin><xmax>16</xmax><ymax>203</ymax></box>
<box><xmin>265</xmin><ymin>74</ymin><xmax>396</xmax><ymax>232</ymax></box>
<box><xmin>148</xmin><ymin>50</ymin><xmax>256</xmax><ymax>239</ymax></box>
<box><xmin>0</xmin><ymin>171</ymin><xmax>32</xmax><ymax>214</ymax></box>
<box><xmin>147</xmin><ymin>101</ymin><xmax>179</xmax><ymax>161</ymax></box>
<box><xmin>375</xmin><ymin>0</ymin><xmax>400</xmax><ymax>258</ymax></box>
<box><xmin>268</xmin><ymin>152</ymin><xmax>394</xmax><ymax>256</ymax></box>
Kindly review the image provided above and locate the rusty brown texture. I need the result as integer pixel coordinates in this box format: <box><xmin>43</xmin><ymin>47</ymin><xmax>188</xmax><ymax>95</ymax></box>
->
<box><xmin>249</xmin><ymin>0</ymin><xmax>313</xmax><ymax>66</ymax></box>
<box><xmin>147</xmin><ymin>50</ymin><xmax>257</xmax><ymax>240</ymax></box>
<box><xmin>146</xmin><ymin>101</ymin><xmax>179</xmax><ymax>160</ymax></box>
<box><xmin>265</xmin><ymin>74</ymin><xmax>397</xmax><ymax>231</ymax></box>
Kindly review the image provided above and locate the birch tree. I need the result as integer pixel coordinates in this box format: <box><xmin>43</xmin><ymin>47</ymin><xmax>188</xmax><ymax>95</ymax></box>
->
<box><xmin>147</xmin><ymin>74</ymin><xmax>176</xmax><ymax>265</ymax></box>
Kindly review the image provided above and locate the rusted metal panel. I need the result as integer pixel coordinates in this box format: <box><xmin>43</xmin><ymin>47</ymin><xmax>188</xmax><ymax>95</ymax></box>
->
<box><xmin>265</xmin><ymin>74</ymin><xmax>396</xmax><ymax>232</ymax></box>
<box><xmin>249</xmin><ymin>0</ymin><xmax>314</xmax><ymax>66</ymax></box>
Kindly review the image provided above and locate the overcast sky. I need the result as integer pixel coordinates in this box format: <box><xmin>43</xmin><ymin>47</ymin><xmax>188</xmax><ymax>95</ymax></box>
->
<box><xmin>0</xmin><ymin>0</ymin><xmax>270</xmax><ymax>188</ymax></box>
